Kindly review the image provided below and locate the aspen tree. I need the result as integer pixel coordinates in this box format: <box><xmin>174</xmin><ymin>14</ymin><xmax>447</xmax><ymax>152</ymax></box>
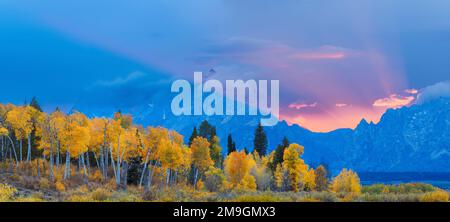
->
<box><xmin>190</xmin><ymin>137</ymin><xmax>213</xmax><ymax>187</ymax></box>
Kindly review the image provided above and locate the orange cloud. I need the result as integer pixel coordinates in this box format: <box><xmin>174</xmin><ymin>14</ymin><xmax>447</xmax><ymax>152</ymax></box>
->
<box><xmin>288</xmin><ymin>102</ymin><xmax>317</xmax><ymax>110</ymax></box>
<box><xmin>372</xmin><ymin>94</ymin><xmax>414</xmax><ymax>108</ymax></box>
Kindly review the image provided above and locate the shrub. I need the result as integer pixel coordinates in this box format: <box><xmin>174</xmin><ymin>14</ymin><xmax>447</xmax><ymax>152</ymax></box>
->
<box><xmin>91</xmin><ymin>188</ymin><xmax>112</xmax><ymax>201</ymax></box>
<box><xmin>204</xmin><ymin>167</ymin><xmax>226</xmax><ymax>192</ymax></box>
<box><xmin>421</xmin><ymin>190</ymin><xmax>449</xmax><ymax>202</ymax></box>
<box><xmin>15</xmin><ymin>193</ymin><xmax>45</xmax><ymax>202</ymax></box>
<box><xmin>196</xmin><ymin>179</ymin><xmax>204</xmax><ymax>190</ymax></box>
<box><xmin>39</xmin><ymin>178</ymin><xmax>51</xmax><ymax>189</ymax></box>
<box><xmin>232</xmin><ymin>194</ymin><xmax>290</xmax><ymax>202</ymax></box>
<box><xmin>89</xmin><ymin>170</ymin><xmax>103</xmax><ymax>183</ymax></box>
<box><xmin>0</xmin><ymin>183</ymin><xmax>17</xmax><ymax>201</ymax></box>
<box><xmin>55</xmin><ymin>181</ymin><xmax>65</xmax><ymax>192</ymax></box>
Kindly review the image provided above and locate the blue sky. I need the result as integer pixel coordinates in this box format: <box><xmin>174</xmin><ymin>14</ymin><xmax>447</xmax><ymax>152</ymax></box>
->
<box><xmin>0</xmin><ymin>0</ymin><xmax>449</xmax><ymax>131</ymax></box>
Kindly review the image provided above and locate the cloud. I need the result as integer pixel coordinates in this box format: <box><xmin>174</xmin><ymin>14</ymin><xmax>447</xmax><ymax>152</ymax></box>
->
<box><xmin>95</xmin><ymin>71</ymin><xmax>147</xmax><ymax>87</ymax></box>
<box><xmin>289</xmin><ymin>45</ymin><xmax>356</xmax><ymax>60</ymax></box>
<box><xmin>82</xmin><ymin>71</ymin><xmax>172</xmax><ymax>109</ymax></box>
<box><xmin>415</xmin><ymin>81</ymin><xmax>450</xmax><ymax>104</ymax></box>
<box><xmin>372</xmin><ymin>94</ymin><xmax>415</xmax><ymax>108</ymax></box>
<box><xmin>288</xmin><ymin>102</ymin><xmax>317</xmax><ymax>110</ymax></box>
<box><xmin>405</xmin><ymin>88</ymin><xmax>418</xmax><ymax>94</ymax></box>
<box><xmin>335</xmin><ymin>103</ymin><xmax>348</xmax><ymax>107</ymax></box>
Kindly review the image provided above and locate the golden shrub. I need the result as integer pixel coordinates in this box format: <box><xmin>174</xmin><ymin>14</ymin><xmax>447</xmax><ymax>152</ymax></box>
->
<box><xmin>91</xmin><ymin>188</ymin><xmax>112</xmax><ymax>201</ymax></box>
<box><xmin>55</xmin><ymin>181</ymin><xmax>65</xmax><ymax>192</ymax></box>
<box><xmin>39</xmin><ymin>178</ymin><xmax>51</xmax><ymax>189</ymax></box>
<box><xmin>0</xmin><ymin>183</ymin><xmax>17</xmax><ymax>201</ymax></box>
<box><xmin>421</xmin><ymin>190</ymin><xmax>449</xmax><ymax>202</ymax></box>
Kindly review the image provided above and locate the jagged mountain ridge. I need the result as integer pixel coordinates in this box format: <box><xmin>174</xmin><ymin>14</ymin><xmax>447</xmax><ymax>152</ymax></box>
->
<box><xmin>153</xmin><ymin>98</ymin><xmax>449</xmax><ymax>173</ymax></box>
<box><xmin>78</xmin><ymin>98</ymin><xmax>450</xmax><ymax>173</ymax></box>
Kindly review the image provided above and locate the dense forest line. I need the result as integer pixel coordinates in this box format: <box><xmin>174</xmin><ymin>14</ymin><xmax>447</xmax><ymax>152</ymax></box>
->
<box><xmin>0</xmin><ymin>99</ymin><xmax>448</xmax><ymax>202</ymax></box>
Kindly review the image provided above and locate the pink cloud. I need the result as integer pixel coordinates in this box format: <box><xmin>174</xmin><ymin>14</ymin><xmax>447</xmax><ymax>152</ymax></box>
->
<box><xmin>289</xmin><ymin>45</ymin><xmax>356</xmax><ymax>60</ymax></box>
<box><xmin>335</xmin><ymin>103</ymin><xmax>348</xmax><ymax>107</ymax></box>
<box><xmin>288</xmin><ymin>102</ymin><xmax>317</xmax><ymax>110</ymax></box>
<box><xmin>405</xmin><ymin>88</ymin><xmax>418</xmax><ymax>94</ymax></box>
<box><xmin>372</xmin><ymin>94</ymin><xmax>414</xmax><ymax>108</ymax></box>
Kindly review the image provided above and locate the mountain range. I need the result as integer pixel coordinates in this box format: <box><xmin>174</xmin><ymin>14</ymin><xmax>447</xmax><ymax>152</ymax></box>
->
<box><xmin>78</xmin><ymin>96</ymin><xmax>450</xmax><ymax>173</ymax></box>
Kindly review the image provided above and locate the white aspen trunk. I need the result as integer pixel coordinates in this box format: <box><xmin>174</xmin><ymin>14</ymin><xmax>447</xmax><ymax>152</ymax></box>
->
<box><xmin>56</xmin><ymin>141</ymin><xmax>60</xmax><ymax>167</ymax></box>
<box><xmin>194</xmin><ymin>167</ymin><xmax>199</xmax><ymax>189</ymax></box>
<box><xmin>19</xmin><ymin>139</ymin><xmax>23</xmax><ymax>162</ymax></box>
<box><xmin>116</xmin><ymin>136</ymin><xmax>121</xmax><ymax>185</ymax></box>
<box><xmin>109</xmin><ymin>147</ymin><xmax>117</xmax><ymax>180</ymax></box>
<box><xmin>139</xmin><ymin>149</ymin><xmax>150</xmax><ymax>187</ymax></box>
<box><xmin>49</xmin><ymin>142</ymin><xmax>54</xmax><ymax>180</ymax></box>
<box><xmin>27</xmin><ymin>134</ymin><xmax>31</xmax><ymax>162</ymax></box>
<box><xmin>166</xmin><ymin>169</ymin><xmax>170</xmax><ymax>186</ymax></box>
<box><xmin>37</xmin><ymin>159</ymin><xmax>41</xmax><ymax>177</ymax></box>
<box><xmin>1</xmin><ymin>137</ymin><xmax>4</xmax><ymax>161</ymax></box>
<box><xmin>64</xmin><ymin>151</ymin><xmax>71</xmax><ymax>179</ymax></box>
<box><xmin>6</xmin><ymin>136</ymin><xmax>18</xmax><ymax>164</ymax></box>
<box><xmin>81</xmin><ymin>153</ymin><xmax>87</xmax><ymax>177</ymax></box>
<box><xmin>86</xmin><ymin>152</ymin><xmax>91</xmax><ymax>175</ymax></box>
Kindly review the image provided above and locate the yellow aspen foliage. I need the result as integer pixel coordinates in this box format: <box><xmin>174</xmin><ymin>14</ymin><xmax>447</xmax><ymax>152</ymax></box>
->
<box><xmin>121</xmin><ymin>127</ymin><xmax>141</xmax><ymax>161</ymax></box>
<box><xmin>329</xmin><ymin>168</ymin><xmax>361</xmax><ymax>196</ymax></box>
<box><xmin>179</xmin><ymin>145</ymin><xmax>192</xmax><ymax>170</ymax></box>
<box><xmin>158</xmin><ymin>137</ymin><xmax>183</xmax><ymax>171</ymax></box>
<box><xmin>5</xmin><ymin>106</ymin><xmax>34</xmax><ymax>140</ymax></box>
<box><xmin>224</xmin><ymin>151</ymin><xmax>256</xmax><ymax>190</ymax></box>
<box><xmin>274</xmin><ymin>164</ymin><xmax>284</xmax><ymax>190</ymax></box>
<box><xmin>303</xmin><ymin>168</ymin><xmax>316</xmax><ymax>191</ymax></box>
<box><xmin>0</xmin><ymin>126</ymin><xmax>8</xmax><ymax>136</ymax></box>
<box><xmin>237</xmin><ymin>174</ymin><xmax>257</xmax><ymax>191</ymax></box>
<box><xmin>107</xmin><ymin>118</ymin><xmax>125</xmax><ymax>155</ymax></box>
<box><xmin>282</xmin><ymin>143</ymin><xmax>308</xmax><ymax>192</ymax></box>
<box><xmin>88</xmin><ymin>118</ymin><xmax>109</xmax><ymax>154</ymax></box>
<box><xmin>190</xmin><ymin>137</ymin><xmax>213</xmax><ymax>173</ymax></box>
<box><xmin>60</xmin><ymin>113</ymin><xmax>90</xmax><ymax>158</ymax></box>
<box><xmin>142</xmin><ymin>127</ymin><xmax>169</xmax><ymax>161</ymax></box>
<box><xmin>49</xmin><ymin>110</ymin><xmax>67</xmax><ymax>137</ymax></box>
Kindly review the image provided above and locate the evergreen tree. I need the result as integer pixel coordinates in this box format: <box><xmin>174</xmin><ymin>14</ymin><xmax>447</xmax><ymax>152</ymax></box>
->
<box><xmin>29</xmin><ymin>97</ymin><xmax>43</xmax><ymax>112</ymax></box>
<box><xmin>188</xmin><ymin>127</ymin><xmax>198</xmax><ymax>146</ymax></box>
<box><xmin>253</xmin><ymin>122</ymin><xmax>268</xmax><ymax>156</ymax></box>
<box><xmin>199</xmin><ymin>120</ymin><xmax>215</xmax><ymax>141</ymax></box>
<box><xmin>227</xmin><ymin>134</ymin><xmax>236</xmax><ymax>155</ymax></box>
<box><xmin>271</xmin><ymin>136</ymin><xmax>290</xmax><ymax>171</ymax></box>
<box><xmin>29</xmin><ymin>97</ymin><xmax>42</xmax><ymax>160</ymax></box>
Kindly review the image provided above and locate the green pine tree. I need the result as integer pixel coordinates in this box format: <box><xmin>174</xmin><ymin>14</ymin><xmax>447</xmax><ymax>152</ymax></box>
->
<box><xmin>188</xmin><ymin>127</ymin><xmax>198</xmax><ymax>147</ymax></box>
<box><xmin>253</xmin><ymin>122</ymin><xmax>268</xmax><ymax>156</ymax></box>
<box><xmin>271</xmin><ymin>136</ymin><xmax>290</xmax><ymax>171</ymax></box>
<box><xmin>227</xmin><ymin>134</ymin><xmax>236</xmax><ymax>155</ymax></box>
